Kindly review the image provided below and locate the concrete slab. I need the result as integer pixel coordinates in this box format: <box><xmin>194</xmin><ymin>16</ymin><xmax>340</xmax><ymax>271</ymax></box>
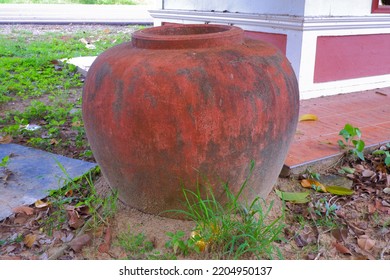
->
<box><xmin>62</xmin><ymin>56</ymin><xmax>97</xmax><ymax>76</ymax></box>
<box><xmin>0</xmin><ymin>144</ymin><xmax>97</xmax><ymax>221</ymax></box>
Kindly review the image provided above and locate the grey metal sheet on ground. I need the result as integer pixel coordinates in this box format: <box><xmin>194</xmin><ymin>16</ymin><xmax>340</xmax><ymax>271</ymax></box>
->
<box><xmin>0</xmin><ymin>143</ymin><xmax>97</xmax><ymax>221</ymax></box>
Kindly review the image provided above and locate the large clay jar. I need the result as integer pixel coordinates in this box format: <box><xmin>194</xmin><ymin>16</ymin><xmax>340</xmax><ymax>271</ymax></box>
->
<box><xmin>82</xmin><ymin>24</ymin><xmax>299</xmax><ymax>216</ymax></box>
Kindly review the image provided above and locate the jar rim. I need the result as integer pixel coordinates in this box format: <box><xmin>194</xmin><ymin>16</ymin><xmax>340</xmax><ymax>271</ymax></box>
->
<box><xmin>132</xmin><ymin>24</ymin><xmax>244</xmax><ymax>49</ymax></box>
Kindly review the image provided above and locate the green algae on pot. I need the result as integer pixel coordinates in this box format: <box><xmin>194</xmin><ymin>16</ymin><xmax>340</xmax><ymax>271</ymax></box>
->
<box><xmin>82</xmin><ymin>24</ymin><xmax>299</xmax><ymax>216</ymax></box>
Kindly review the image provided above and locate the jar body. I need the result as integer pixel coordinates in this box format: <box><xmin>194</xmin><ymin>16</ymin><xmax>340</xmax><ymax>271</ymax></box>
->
<box><xmin>82</xmin><ymin>24</ymin><xmax>299</xmax><ymax>216</ymax></box>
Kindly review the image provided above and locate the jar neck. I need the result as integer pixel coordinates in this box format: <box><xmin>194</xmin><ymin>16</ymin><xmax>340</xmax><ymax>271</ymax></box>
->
<box><xmin>131</xmin><ymin>24</ymin><xmax>244</xmax><ymax>50</ymax></box>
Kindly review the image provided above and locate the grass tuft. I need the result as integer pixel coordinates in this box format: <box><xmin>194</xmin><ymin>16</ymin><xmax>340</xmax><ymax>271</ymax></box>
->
<box><xmin>165</xmin><ymin>161</ymin><xmax>285</xmax><ymax>259</ymax></box>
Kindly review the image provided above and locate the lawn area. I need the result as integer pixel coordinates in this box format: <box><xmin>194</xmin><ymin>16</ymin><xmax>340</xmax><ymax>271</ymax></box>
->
<box><xmin>0</xmin><ymin>25</ymin><xmax>140</xmax><ymax>161</ymax></box>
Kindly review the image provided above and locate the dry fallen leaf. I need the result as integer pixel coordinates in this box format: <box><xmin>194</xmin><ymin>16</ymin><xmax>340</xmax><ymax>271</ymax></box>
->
<box><xmin>24</xmin><ymin>234</ymin><xmax>37</xmax><ymax>248</ymax></box>
<box><xmin>376</xmin><ymin>163</ymin><xmax>387</xmax><ymax>174</ymax></box>
<box><xmin>299</xmin><ymin>114</ymin><xmax>318</xmax><ymax>122</ymax></box>
<box><xmin>362</xmin><ymin>169</ymin><xmax>375</xmax><ymax>178</ymax></box>
<box><xmin>195</xmin><ymin>239</ymin><xmax>207</xmax><ymax>252</ymax></box>
<box><xmin>69</xmin><ymin>234</ymin><xmax>91</xmax><ymax>252</ymax></box>
<box><xmin>34</xmin><ymin>199</ymin><xmax>50</xmax><ymax>209</ymax></box>
<box><xmin>354</xmin><ymin>164</ymin><xmax>365</xmax><ymax>172</ymax></box>
<box><xmin>333</xmin><ymin>242</ymin><xmax>352</xmax><ymax>255</ymax></box>
<box><xmin>352</xmin><ymin>254</ymin><xmax>370</xmax><ymax>260</ymax></box>
<box><xmin>71</xmin><ymin>121</ymin><xmax>82</xmax><ymax>128</ymax></box>
<box><xmin>373</xmin><ymin>199</ymin><xmax>390</xmax><ymax>213</ymax></box>
<box><xmin>67</xmin><ymin>209</ymin><xmax>84</xmax><ymax>229</ymax></box>
<box><xmin>300</xmin><ymin>179</ymin><xmax>311</xmax><ymax>188</ymax></box>
<box><xmin>6</xmin><ymin>245</ymin><xmax>17</xmax><ymax>254</ymax></box>
<box><xmin>98</xmin><ymin>242</ymin><xmax>109</xmax><ymax>254</ymax></box>
<box><xmin>13</xmin><ymin>214</ymin><xmax>29</xmax><ymax>225</ymax></box>
<box><xmin>300</xmin><ymin>179</ymin><xmax>326</xmax><ymax>192</ymax></box>
<box><xmin>12</xmin><ymin>205</ymin><xmax>34</xmax><ymax>216</ymax></box>
<box><xmin>357</xmin><ymin>235</ymin><xmax>375</xmax><ymax>251</ymax></box>
<box><xmin>331</xmin><ymin>228</ymin><xmax>348</xmax><ymax>242</ymax></box>
<box><xmin>53</xmin><ymin>230</ymin><xmax>65</xmax><ymax>242</ymax></box>
<box><xmin>65</xmin><ymin>189</ymin><xmax>73</xmax><ymax>197</ymax></box>
<box><xmin>368</xmin><ymin>204</ymin><xmax>376</xmax><ymax>214</ymax></box>
<box><xmin>76</xmin><ymin>205</ymin><xmax>90</xmax><ymax>216</ymax></box>
<box><xmin>63</xmin><ymin>233</ymin><xmax>75</xmax><ymax>243</ymax></box>
<box><xmin>294</xmin><ymin>235</ymin><xmax>308</xmax><ymax>247</ymax></box>
<box><xmin>0</xmin><ymin>135</ymin><xmax>12</xmax><ymax>144</ymax></box>
<box><xmin>98</xmin><ymin>227</ymin><xmax>112</xmax><ymax>253</ymax></box>
<box><xmin>382</xmin><ymin>200</ymin><xmax>390</xmax><ymax>207</ymax></box>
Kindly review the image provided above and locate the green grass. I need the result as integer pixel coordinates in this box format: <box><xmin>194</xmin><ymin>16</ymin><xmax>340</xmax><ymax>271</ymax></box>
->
<box><xmin>0</xmin><ymin>27</ymin><xmax>137</xmax><ymax>159</ymax></box>
<box><xmin>0</xmin><ymin>0</ymin><xmax>142</xmax><ymax>4</ymax></box>
<box><xmin>0</xmin><ymin>29</ymin><xmax>129</xmax><ymax>103</ymax></box>
<box><xmin>165</xmin><ymin>161</ymin><xmax>285</xmax><ymax>260</ymax></box>
<box><xmin>43</xmin><ymin>165</ymin><xmax>118</xmax><ymax>235</ymax></box>
<box><xmin>0</xmin><ymin>29</ymin><xmax>124</xmax><ymax>103</ymax></box>
<box><xmin>116</xmin><ymin>227</ymin><xmax>176</xmax><ymax>260</ymax></box>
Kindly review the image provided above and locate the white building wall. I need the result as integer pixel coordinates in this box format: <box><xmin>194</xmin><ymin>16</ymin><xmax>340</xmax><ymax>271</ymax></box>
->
<box><xmin>304</xmin><ymin>0</ymin><xmax>372</xmax><ymax>16</ymax></box>
<box><xmin>151</xmin><ymin>1</ymin><xmax>390</xmax><ymax>99</ymax></box>
<box><xmin>162</xmin><ymin>0</ymin><xmax>374</xmax><ymax>16</ymax></box>
<box><xmin>163</xmin><ymin>0</ymin><xmax>305</xmax><ymax>16</ymax></box>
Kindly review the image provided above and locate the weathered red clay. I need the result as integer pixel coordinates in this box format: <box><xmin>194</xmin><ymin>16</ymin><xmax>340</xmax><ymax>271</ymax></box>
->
<box><xmin>82</xmin><ymin>24</ymin><xmax>299</xmax><ymax>216</ymax></box>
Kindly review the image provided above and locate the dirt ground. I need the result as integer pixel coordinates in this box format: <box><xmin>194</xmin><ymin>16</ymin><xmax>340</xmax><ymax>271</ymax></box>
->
<box><xmin>3</xmin><ymin>166</ymin><xmax>389</xmax><ymax>260</ymax></box>
<box><xmin>57</xmin><ymin>167</ymin><xmax>390</xmax><ymax>260</ymax></box>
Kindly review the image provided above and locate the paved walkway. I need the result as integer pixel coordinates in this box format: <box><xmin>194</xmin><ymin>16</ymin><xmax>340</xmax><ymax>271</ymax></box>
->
<box><xmin>283</xmin><ymin>87</ymin><xmax>390</xmax><ymax>175</ymax></box>
<box><xmin>0</xmin><ymin>4</ymin><xmax>154</xmax><ymax>24</ymax></box>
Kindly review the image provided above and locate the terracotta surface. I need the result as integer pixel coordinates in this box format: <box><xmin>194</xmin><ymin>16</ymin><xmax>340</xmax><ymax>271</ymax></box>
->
<box><xmin>82</xmin><ymin>24</ymin><xmax>299</xmax><ymax>215</ymax></box>
<box><xmin>285</xmin><ymin>87</ymin><xmax>390</xmax><ymax>170</ymax></box>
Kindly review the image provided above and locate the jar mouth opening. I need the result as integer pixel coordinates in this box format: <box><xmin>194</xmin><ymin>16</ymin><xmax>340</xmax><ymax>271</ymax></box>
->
<box><xmin>141</xmin><ymin>25</ymin><xmax>234</xmax><ymax>37</ymax></box>
<box><xmin>132</xmin><ymin>24</ymin><xmax>244</xmax><ymax>49</ymax></box>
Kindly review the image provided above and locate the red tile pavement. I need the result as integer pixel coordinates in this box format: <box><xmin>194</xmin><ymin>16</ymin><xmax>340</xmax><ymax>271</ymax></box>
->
<box><xmin>283</xmin><ymin>87</ymin><xmax>390</xmax><ymax>174</ymax></box>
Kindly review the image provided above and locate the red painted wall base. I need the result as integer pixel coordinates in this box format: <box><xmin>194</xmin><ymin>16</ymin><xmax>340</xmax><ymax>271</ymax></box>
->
<box><xmin>314</xmin><ymin>34</ymin><xmax>390</xmax><ymax>83</ymax></box>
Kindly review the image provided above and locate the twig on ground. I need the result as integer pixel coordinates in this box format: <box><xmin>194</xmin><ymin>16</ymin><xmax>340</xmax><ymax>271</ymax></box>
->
<box><xmin>314</xmin><ymin>251</ymin><xmax>322</xmax><ymax>260</ymax></box>
<box><xmin>308</xmin><ymin>208</ymin><xmax>333</xmax><ymax>260</ymax></box>
<box><xmin>95</xmin><ymin>210</ymin><xmax>109</xmax><ymax>227</ymax></box>
<box><xmin>324</xmin><ymin>154</ymin><xmax>347</xmax><ymax>173</ymax></box>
